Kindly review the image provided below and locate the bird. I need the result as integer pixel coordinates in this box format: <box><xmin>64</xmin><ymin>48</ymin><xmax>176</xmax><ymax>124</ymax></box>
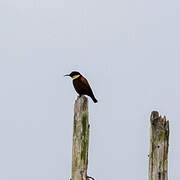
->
<box><xmin>64</xmin><ymin>71</ymin><xmax>98</xmax><ymax>103</ymax></box>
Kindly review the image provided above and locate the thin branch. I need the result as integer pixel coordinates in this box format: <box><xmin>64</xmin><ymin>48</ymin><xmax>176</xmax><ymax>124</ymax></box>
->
<box><xmin>87</xmin><ymin>176</ymin><xmax>95</xmax><ymax>180</ymax></box>
<box><xmin>70</xmin><ymin>176</ymin><xmax>95</xmax><ymax>180</ymax></box>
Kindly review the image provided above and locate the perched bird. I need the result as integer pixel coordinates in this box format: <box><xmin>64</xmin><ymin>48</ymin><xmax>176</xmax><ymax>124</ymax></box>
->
<box><xmin>64</xmin><ymin>71</ymin><xmax>98</xmax><ymax>103</ymax></box>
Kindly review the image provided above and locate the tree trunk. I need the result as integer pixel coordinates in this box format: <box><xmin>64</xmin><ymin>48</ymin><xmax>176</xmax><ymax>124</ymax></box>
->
<box><xmin>72</xmin><ymin>96</ymin><xmax>89</xmax><ymax>180</ymax></box>
<box><xmin>149</xmin><ymin>111</ymin><xmax>169</xmax><ymax>180</ymax></box>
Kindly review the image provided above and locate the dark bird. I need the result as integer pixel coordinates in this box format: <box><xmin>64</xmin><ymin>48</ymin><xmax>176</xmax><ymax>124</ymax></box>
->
<box><xmin>64</xmin><ymin>71</ymin><xmax>98</xmax><ymax>103</ymax></box>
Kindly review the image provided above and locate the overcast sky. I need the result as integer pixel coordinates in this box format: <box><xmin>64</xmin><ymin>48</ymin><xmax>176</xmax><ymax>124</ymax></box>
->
<box><xmin>0</xmin><ymin>0</ymin><xmax>180</xmax><ymax>179</ymax></box>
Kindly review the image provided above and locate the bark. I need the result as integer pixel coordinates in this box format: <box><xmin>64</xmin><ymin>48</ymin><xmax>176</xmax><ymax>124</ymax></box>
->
<box><xmin>72</xmin><ymin>96</ymin><xmax>89</xmax><ymax>180</ymax></box>
<box><xmin>149</xmin><ymin>111</ymin><xmax>169</xmax><ymax>180</ymax></box>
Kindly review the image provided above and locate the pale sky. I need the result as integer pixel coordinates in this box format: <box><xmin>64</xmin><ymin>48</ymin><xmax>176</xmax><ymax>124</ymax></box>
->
<box><xmin>0</xmin><ymin>0</ymin><xmax>180</xmax><ymax>179</ymax></box>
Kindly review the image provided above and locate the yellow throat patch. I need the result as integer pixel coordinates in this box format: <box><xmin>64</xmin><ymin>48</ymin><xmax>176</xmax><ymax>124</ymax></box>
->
<box><xmin>72</xmin><ymin>75</ymin><xmax>80</xmax><ymax>80</ymax></box>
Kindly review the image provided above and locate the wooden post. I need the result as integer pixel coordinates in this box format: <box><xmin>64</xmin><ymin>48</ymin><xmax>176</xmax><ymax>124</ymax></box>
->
<box><xmin>72</xmin><ymin>96</ymin><xmax>89</xmax><ymax>180</ymax></box>
<box><xmin>149</xmin><ymin>111</ymin><xmax>169</xmax><ymax>180</ymax></box>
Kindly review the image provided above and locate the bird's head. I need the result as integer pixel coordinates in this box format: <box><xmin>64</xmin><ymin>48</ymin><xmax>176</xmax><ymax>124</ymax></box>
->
<box><xmin>64</xmin><ymin>71</ymin><xmax>81</xmax><ymax>80</ymax></box>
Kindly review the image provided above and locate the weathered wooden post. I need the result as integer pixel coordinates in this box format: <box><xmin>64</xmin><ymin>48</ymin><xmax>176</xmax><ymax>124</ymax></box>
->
<box><xmin>149</xmin><ymin>111</ymin><xmax>169</xmax><ymax>180</ymax></box>
<box><xmin>71</xmin><ymin>96</ymin><xmax>89</xmax><ymax>180</ymax></box>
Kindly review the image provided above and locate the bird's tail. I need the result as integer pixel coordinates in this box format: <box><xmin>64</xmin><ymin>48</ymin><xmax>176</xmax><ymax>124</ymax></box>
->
<box><xmin>91</xmin><ymin>95</ymin><xmax>98</xmax><ymax>103</ymax></box>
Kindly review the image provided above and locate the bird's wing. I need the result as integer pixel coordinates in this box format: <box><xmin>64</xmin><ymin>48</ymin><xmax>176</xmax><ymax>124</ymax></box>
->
<box><xmin>80</xmin><ymin>76</ymin><xmax>94</xmax><ymax>95</ymax></box>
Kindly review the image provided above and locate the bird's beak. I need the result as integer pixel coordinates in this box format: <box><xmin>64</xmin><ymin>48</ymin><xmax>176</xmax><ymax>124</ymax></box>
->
<box><xmin>64</xmin><ymin>74</ymin><xmax>70</xmax><ymax>77</ymax></box>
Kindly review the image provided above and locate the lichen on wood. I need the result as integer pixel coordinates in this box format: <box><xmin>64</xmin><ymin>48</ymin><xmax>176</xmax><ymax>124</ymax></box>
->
<box><xmin>72</xmin><ymin>96</ymin><xmax>89</xmax><ymax>180</ymax></box>
<box><xmin>149</xmin><ymin>111</ymin><xmax>169</xmax><ymax>180</ymax></box>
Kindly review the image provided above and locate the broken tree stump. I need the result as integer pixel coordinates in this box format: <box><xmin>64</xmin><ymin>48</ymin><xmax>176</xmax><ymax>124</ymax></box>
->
<box><xmin>72</xmin><ymin>96</ymin><xmax>89</xmax><ymax>180</ymax></box>
<box><xmin>149</xmin><ymin>111</ymin><xmax>169</xmax><ymax>180</ymax></box>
